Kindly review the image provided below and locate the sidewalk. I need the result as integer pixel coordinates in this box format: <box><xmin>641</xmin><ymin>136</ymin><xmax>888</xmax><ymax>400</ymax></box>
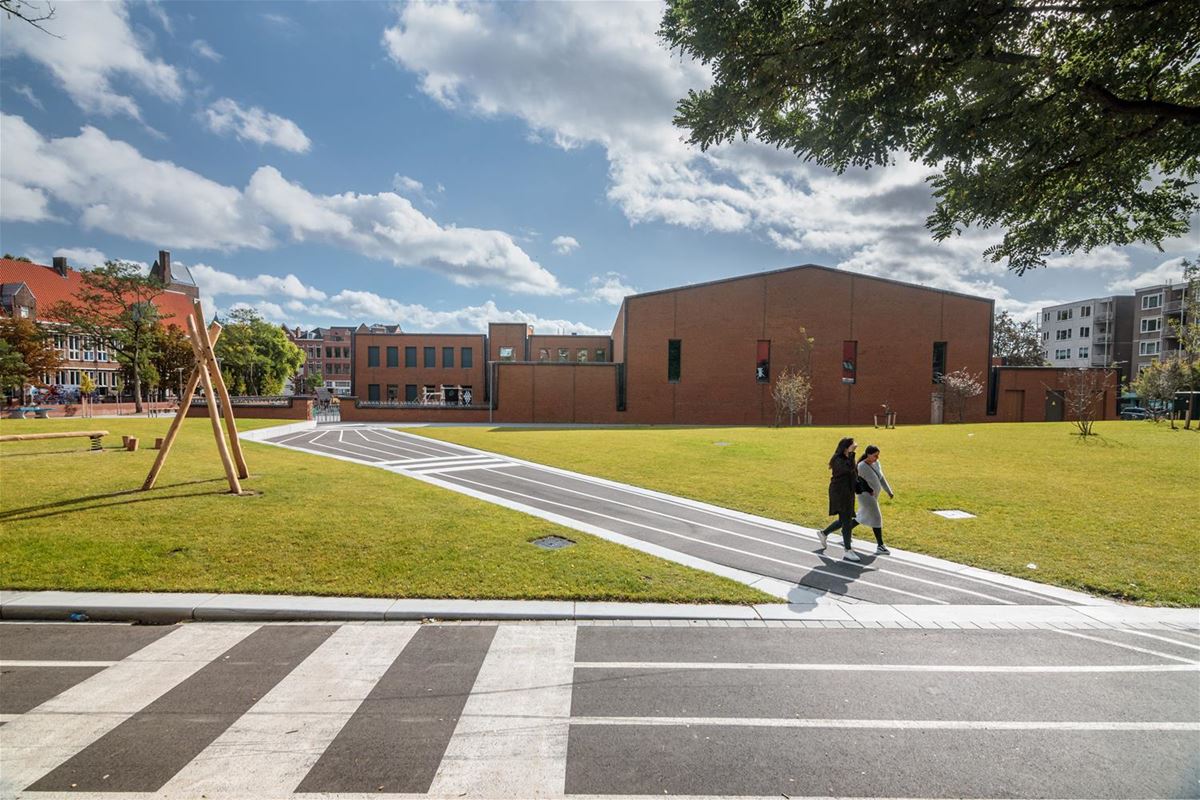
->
<box><xmin>1</xmin><ymin>589</ymin><xmax>1196</xmax><ymax>629</ymax></box>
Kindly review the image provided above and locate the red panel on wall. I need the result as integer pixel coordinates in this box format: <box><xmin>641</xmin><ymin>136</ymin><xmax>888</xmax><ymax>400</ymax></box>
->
<box><xmin>842</xmin><ymin>340</ymin><xmax>857</xmax><ymax>384</ymax></box>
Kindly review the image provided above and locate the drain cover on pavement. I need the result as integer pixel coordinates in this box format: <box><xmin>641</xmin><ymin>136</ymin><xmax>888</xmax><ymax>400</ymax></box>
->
<box><xmin>932</xmin><ymin>509</ymin><xmax>976</xmax><ymax>519</ymax></box>
<box><xmin>531</xmin><ymin>535</ymin><xmax>576</xmax><ymax>549</ymax></box>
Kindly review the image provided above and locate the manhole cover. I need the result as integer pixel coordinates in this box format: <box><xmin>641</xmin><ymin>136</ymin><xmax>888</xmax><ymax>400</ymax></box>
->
<box><xmin>932</xmin><ymin>509</ymin><xmax>976</xmax><ymax>519</ymax></box>
<box><xmin>531</xmin><ymin>535</ymin><xmax>575</xmax><ymax>550</ymax></box>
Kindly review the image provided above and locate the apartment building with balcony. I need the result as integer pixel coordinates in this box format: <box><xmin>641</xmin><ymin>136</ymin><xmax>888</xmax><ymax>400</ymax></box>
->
<box><xmin>1038</xmin><ymin>296</ymin><xmax>1134</xmax><ymax>383</ymax></box>
<box><xmin>1133</xmin><ymin>282</ymin><xmax>1192</xmax><ymax>376</ymax></box>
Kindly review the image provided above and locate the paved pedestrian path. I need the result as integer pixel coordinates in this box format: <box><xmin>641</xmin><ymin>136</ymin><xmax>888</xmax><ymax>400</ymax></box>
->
<box><xmin>2</xmin><ymin>621</ymin><xmax>1197</xmax><ymax>798</ymax></box>
<box><xmin>256</xmin><ymin>425</ymin><xmax>1103</xmax><ymax>607</ymax></box>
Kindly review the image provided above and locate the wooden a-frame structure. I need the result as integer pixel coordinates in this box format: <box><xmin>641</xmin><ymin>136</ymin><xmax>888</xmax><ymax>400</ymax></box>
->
<box><xmin>143</xmin><ymin>299</ymin><xmax>248</xmax><ymax>493</ymax></box>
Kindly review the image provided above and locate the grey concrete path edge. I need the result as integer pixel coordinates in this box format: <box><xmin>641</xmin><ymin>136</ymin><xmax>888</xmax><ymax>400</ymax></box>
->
<box><xmin>0</xmin><ymin>590</ymin><xmax>1196</xmax><ymax>629</ymax></box>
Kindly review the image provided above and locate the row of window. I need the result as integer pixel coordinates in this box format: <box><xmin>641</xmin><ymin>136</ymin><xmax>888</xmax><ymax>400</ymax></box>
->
<box><xmin>1045</xmin><ymin>305</ymin><xmax>1093</xmax><ymax>323</ymax></box>
<box><xmin>365</xmin><ymin>383</ymin><xmax>475</xmax><ymax>404</ymax></box>
<box><xmin>664</xmin><ymin>340</ymin><xmax>948</xmax><ymax>385</ymax></box>
<box><xmin>53</xmin><ymin>334</ymin><xmax>109</xmax><ymax>363</ymax></box>
<box><xmin>1053</xmin><ymin>347</ymin><xmax>1091</xmax><ymax>360</ymax></box>
<box><xmin>324</xmin><ymin>347</ymin><xmax>350</xmax><ymax>359</ymax></box>
<box><xmin>367</xmin><ymin>346</ymin><xmax>475</xmax><ymax>369</ymax></box>
<box><xmin>40</xmin><ymin>369</ymin><xmax>118</xmax><ymax>387</ymax></box>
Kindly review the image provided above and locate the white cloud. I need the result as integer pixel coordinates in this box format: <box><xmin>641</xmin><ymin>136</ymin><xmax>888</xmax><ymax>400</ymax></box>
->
<box><xmin>552</xmin><ymin>235</ymin><xmax>580</xmax><ymax>255</ymax></box>
<box><xmin>0</xmin><ymin>0</ymin><xmax>182</xmax><ymax>120</ymax></box>
<box><xmin>188</xmin><ymin>263</ymin><xmax>328</xmax><ymax>301</ymax></box>
<box><xmin>383</xmin><ymin>2</ymin><xmax>1146</xmax><ymax>304</ymax></box>
<box><xmin>145</xmin><ymin>0</ymin><xmax>173</xmax><ymax>34</ymax></box>
<box><xmin>3</xmin><ymin>112</ymin><xmax>562</xmax><ymax>295</ymax></box>
<box><xmin>585</xmin><ymin>272</ymin><xmax>637</xmax><ymax>305</ymax></box>
<box><xmin>1</xmin><ymin>112</ymin><xmax>274</xmax><ymax>249</ymax></box>
<box><xmin>246</xmin><ymin>166</ymin><xmax>564</xmax><ymax>294</ymax></box>
<box><xmin>204</xmin><ymin>98</ymin><xmax>311</xmax><ymax>153</ymax></box>
<box><xmin>12</xmin><ymin>84</ymin><xmax>44</xmax><ymax>110</ymax></box>
<box><xmin>1107</xmin><ymin>257</ymin><xmax>1190</xmax><ymax>293</ymax></box>
<box><xmin>191</xmin><ymin>39</ymin><xmax>221</xmax><ymax>62</ymax></box>
<box><xmin>393</xmin><ymin>175</ymin><xmax>423</xmax><ymax>193</ymax></box>
<box><xmin>0</xmin><ymin>178</ymin><xmax>53</xmax><ymax>222</ymax></box>
<box><xmin>52</xmin><ymin>247</ymin><xmax>109</xmax><ymax>269</ymax></box>
<box><xmin>191</xmin><ymin>263</ymin><xmax>599</xmax><ymax>333</ymax></box>
<box><xmin>1043</xmin><ymin>247</ymin><xmax>1130</xmax><ymax>271</ymax></box>
<box><xmin>261</xmin><ymin>12</ymin><xmax>300</xmax><ymax>36</ymax></box>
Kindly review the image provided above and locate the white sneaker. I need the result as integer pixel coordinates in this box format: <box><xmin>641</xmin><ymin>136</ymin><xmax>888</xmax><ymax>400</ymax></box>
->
<box><xmin>817</xmin><ymin>529</ymin><xmax>828</xmax><ymax>549</ymax></box>
<box><xmin>843</xmin><ymin>549</ymin><xmax>862</xmax><ymax>563</ymax></box>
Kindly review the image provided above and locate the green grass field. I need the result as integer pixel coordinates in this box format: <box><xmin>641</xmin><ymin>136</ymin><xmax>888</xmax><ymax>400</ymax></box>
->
<box><xmin>413</xmin><ymin>421</ymin><xmax>1200</xmax><ymax>606</ymax></box>
<box><xmin>0</xmin><ymin>418</ymin><xmax>769</xmax><ymax>604</ymax></box>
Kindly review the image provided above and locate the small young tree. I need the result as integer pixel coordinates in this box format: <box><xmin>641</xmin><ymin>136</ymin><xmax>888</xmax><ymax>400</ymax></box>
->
<box><xmin>1062</xmin><ymin>368</ymin><xmax>1112</xmax><ymax>437</ymax></box>
<box><xmin>305</xmin><ymin>370</ymin><xmax>325</xmax><ymax>395</ymax></box>
<box><xmin>49</xmin><ymin>261</ymin><xmax>168</xmax><ymax>413</ymax></box>
<box><xmin>79</xmin><ymin>372</ymin><xmax>95</xmax><ymax>418</ymax></box>
<box><xmin>779</xmin><ymin>327</ymin><xmax>816</xmax><ymax>424</ymax></box>
<box><xmin>940</xmin><ymin>368</ymin><xmax>984</xmax><ymax>423</ymax></box>
<box><xmin>1167</xmin><ymin>258</ymin><xmax>1199</xmax><ymax>429</ymax></box>
<box><xmin>772</xmin><ymin>367</ymin><xmax>812</xmax><ymax>426</ymax></box>
<box><xmin>150</xmin><ymin>323</ymin><xmax>195</xmax><ymax>400</ymax></box>
<box><xmin>0</xmin><ymin>316</ymin><xmax>61</xmax><ymax>402</ymax></box>
<box><xmin>1131</xmin><ymin>359</ymin><xmax>1187</xmax><ymax>429</ymax></box>
<box><xmin>993</xmin><ymin>311</ymin><xmax>1047</xmax><ymax>366</ymax></box>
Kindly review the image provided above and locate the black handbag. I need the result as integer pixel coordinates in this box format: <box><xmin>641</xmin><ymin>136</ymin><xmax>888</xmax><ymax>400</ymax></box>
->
<box><xmin>855</xmin><ymin>474</ymin><xmax>872</xmax><ymax>495</ymax></box>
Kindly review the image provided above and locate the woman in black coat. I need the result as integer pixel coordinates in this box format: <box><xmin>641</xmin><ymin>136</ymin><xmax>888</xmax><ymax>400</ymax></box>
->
<box><xmin>817</xmin><ymin>437</ymin><xmax>862</xmax><ymax>562</ymax></box>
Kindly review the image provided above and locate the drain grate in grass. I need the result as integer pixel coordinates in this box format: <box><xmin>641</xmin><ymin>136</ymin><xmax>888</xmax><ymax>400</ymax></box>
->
<box><xmin>932</xmin><ymin>509</ymin><xmax>976</xmax><ymax>519</ymax></box>
<box><xmin>531</xmin><ymin>535</ymin><xmax>576</xmax><ymax>550</ymax></box>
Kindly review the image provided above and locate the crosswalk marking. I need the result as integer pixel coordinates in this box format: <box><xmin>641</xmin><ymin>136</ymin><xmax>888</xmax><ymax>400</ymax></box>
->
<box><xmin>159</xmin><ymin>625</ymin><xmax>419</xmax><ymax>797</ymax></box>
<box><xmin>0</xmin><ymin>624</ymin><xmax>260</xmax><ymax>795</ymax></box>
<box><xmin>429</xmin><ymin>625</ymin><xmax>577</xmax><ymax>798</ymax></box>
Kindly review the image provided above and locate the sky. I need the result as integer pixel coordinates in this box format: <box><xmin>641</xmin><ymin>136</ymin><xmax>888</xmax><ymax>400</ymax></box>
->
<box><xmin>1</xmin><ymin>1</ymin><xmax>1196</xmax><ymax>335</ymax></box>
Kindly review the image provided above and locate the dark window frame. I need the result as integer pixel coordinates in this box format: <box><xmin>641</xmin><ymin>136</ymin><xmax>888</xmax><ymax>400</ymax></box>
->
<box><xmin>442</xmin><ymin>346</ymin><xmax>454</xmax><ymax>368</ymax></box>
<box><xmin>367</xmin><ymin>346</ymin><xmax>380</xmax><ymax>368</ymax></box>
<box><xmin>405</xmin><ymin>346</ymin><xmax>417</xmax><ymax>367</ymax></box>
<box><xmin>932</xmin><ymin>341</ymin><xmax>948</xmax><ymax>384</ymax></box>
<box><xmin>461</xmin><ymin>347</ymin><xmax>473</xmax><ymax>368</ymax></box>
<box><xmin>667</xmin><ymin>339</ymin><xmax>681</xmax><ymax>382</ymax></box>
<box><xmin>386</xmin><ymin>346</ymin><xmax>399</xmax><ymax>368</ymax></box>
<box><xmin>424</xmin><ymin>346</ymin><xmax>436</xmax><ymax>368</ymax></box>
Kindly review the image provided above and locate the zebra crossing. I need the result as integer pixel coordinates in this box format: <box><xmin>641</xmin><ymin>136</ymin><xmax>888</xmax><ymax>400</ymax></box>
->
<box><xmin>2</xmin><ymin>621</ymin><xmax>1197</xmax><ymax>798</ymax></box>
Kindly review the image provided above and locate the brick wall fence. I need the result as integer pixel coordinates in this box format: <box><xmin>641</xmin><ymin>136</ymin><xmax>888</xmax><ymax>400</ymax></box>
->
<box><xmin>187</xmin><ymin>396</ymin><xmax>314</xmax><ymax>421</ymax></box>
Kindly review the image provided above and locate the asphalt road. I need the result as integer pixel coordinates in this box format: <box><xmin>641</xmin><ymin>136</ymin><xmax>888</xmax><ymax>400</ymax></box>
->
<box><xmin>2</xmin><ymin>621</ymin><xmax>1197</xmax><ymax>798</ymax></box>
<box><xmin>264</xmin><ymin>426</ymin><xmax>1074</xmax><ymax>606</ymax></box>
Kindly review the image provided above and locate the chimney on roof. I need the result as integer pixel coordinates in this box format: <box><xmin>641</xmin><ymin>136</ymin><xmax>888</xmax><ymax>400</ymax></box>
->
<box><xmin>52</xmin><ymin>256</ymin><xmax>69</xmax><ymax>276</ymax></box>
<box><xmin>151</xmin><ymin>249</ymin><xmax>172</xmax><ymax>285</ymax></box>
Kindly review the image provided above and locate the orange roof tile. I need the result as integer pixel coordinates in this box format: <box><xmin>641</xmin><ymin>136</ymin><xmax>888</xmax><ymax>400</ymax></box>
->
<box><xmin>0</xmin><ymin>258</ymin><xmax>197</xmax><ymax>327</ymax></box>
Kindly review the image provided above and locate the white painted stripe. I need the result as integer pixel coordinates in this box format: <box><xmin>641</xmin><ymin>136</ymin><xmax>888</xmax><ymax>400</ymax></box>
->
<box><xmin>484</xmin><ymin>468</ymin><xmax>1015</xmax><ymax>605</ymax></box>
<box><xmin>430</xmin><ymin>625</ymin><xmax>576</xmax><ymax>797</ymax></box>
<box><xmin>0</xmin><ymin>660</ymin><xmax>117</xmax><ymax>667</ymax></box>
<box><xmin>1104</xmin><ymin>628</ymin><xmax>1200</xmax><ymax>651</ymax></box>
<box><xmin>391</xmin><ymin>454</ymin><xmax>498</xmax><ymax>466</ymax></box>
<box><xmin>161</xmin><ymin>625</ymin><xmax>418</xmax><ymax>796</ymax></box>
<box><xmin>573</xmin><ymin>661</ymin><xmax>1200</xmax><ymax>674</ymax></box>
<box><xmin>422</xmin><ymin>437</ymin><xmax>1080</xmax><ymax>606</ymax></box>
<box><xmin>266</xmin><ymin>429</ymin><xmax>320</xmax><ymax>446</ymax></box>
<box><xmin>571</xmin><ymin>716</ymin><xmax>1200</xmax><ymax>731</ymax></box>
<box><xmin>346</xmin><ymin>429</ymin><xmax>434</xmax><ymax>460</ymax></box>
<box><xmin>443</xmin><ymin>472</ymin><xmax>947</xmax><ymax>604</ymax></box>
<box><xmin>377</xmin><ymin>428</ymin><xmax>476</xmax><ymax>456</ymax></box>
<box><xmin>1049</xmin><ymin>628</ymin><xmax>1199</xmax><ymax>665</ymax></box>
<box><xmin>0</xmin><ymin>624</ymin><xmax>259</xmax><ymax>795</ymax></box>
<box><xmin>406</xmin><ymin>461</ymin><xmax>509</xmax><ymax>475</ymax></box>
<box><xmin>403</xmin><ymin>457</ymin><xmax>507</xmax><ymax>470</ymax></box>
<box><xmin>508</xmin><ymin>464</ymin><xmax>1069</xmax><ymax>607</ymax></box>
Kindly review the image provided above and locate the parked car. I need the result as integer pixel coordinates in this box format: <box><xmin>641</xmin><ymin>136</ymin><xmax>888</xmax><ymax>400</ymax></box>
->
<box><xmin>1119</xmin><ymin>406</ymin><xmax>1151</xmax><ymax>420</ymax></box>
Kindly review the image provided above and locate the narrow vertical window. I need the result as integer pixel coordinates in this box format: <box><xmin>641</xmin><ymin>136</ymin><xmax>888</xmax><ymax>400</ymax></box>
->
<box><xmin>405</xmin><ymin>346</ymin><xmax>417</xmax><ymax>367</ymax></box>
<box><xmin>367</xmin><ymin>384</ymin><xmax>380</xmax><ymax>402</ymax></box>
<box><xmin>367</xmin><ymin>346</ymin><xmax>380</xmax><ymax>368</ymax></box>
<box><xmin>667</xmin><ymin>339</ymin><xmax>681</xmax><ymax>382</ymax></box>
<box><xmin>386</xmin><ymin>347</ymin><xmax>398</xmax><ymax>367</ymax></box>
<box><xmin>756</xmin><ymin>340</ymin><xmax>770</xmax><ymax>383</ymax></box>
<box><xmin>461</xmin><ymin>347</ymin><xmax>473</xmax><ymax>368</ymax></box>
<box><xmin>932</xmin><ymin>341</ymin><xmax>947</xmax><ymax>383</ymax></box>
<box><xmin>443</xmin><ymin>347</ymin><xmax>454</xmax><ymax>368</ymax></box>
<box><xmin>405</xmin><ymin>384</ymin><xmax>418</xmax><ymax>402</ymax></box>
<box><xmin>424</xmin><ymin>347</ymin><xmax>436</xmax><ymax>368</ymax></box>
<box><xmin>842</xmin><ymin>341</ymin><xmax>857</xmax><ymax>384</ymax></box>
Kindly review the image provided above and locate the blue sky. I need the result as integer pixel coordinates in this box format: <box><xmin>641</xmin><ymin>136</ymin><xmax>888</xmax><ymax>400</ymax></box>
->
<box><xmin>2</xmin><ymin>1</ymin><xmax>1195</xmax><ymax>334</ymax></box>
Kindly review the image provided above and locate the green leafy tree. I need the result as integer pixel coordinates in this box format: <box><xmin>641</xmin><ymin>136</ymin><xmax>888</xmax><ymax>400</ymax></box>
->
<box><xmin>214</xmin><ymin>308</ymin><xmax>305</xmax><ymax>396</ymax></box>
<box><xmin>1131</xmin><ymin>357</ymin><xmax>1187</xmax><ymax>429</ymax></box>
<box><xmin>150</xmin><ymin>323</ymin><xmax>195</xmax><ymax>400</ymax></box>
<box><xmin>1167</xmin><ymin>258</ymin><xmax>1200</xmax><ymax>428</ymax></box>
<box><xmin>661</xmin><ymin>0</ymin><xmax>1200</xmax><ymax>274</ymax></box>
<box><xmin>0</xmin><ymin>316</ymin><xmax>61</xmax><ymax>401</ymax></box>
<box><xmin>49</xmin><ymin>261</ymin><xmax>168</xmax><ymax>413</ymax></box>
<box><xmin>993</xmin><ymin>311</ymin><xmax>1046</xmax><ymax>366</ymax></box>
<box><xmin>79</xmin><ymin>372</ymin><xmax>95</xmax><ymax>417</ymax></box>
<box><xmin>304</xmin><ymin>370</ymin><xmax>326</xmax><ymax>395</ymax></box>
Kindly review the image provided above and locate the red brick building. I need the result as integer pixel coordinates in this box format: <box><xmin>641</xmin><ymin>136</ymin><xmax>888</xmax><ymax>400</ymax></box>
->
<box><xmin>344</xmin><ymin>264</ymin><xmax>997</xmax><ymax>426</ymax></box>
<box><xmin>0</xmin><ymin>253</ymin><xmax>196</xmax><ymax>400</ymax></box>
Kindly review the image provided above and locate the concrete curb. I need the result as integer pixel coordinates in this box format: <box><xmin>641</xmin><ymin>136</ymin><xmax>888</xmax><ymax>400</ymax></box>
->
<box><xmin>1</xmin><ymin>590</ymin><xmax>1195</xmax><ymax>629</ymax></box>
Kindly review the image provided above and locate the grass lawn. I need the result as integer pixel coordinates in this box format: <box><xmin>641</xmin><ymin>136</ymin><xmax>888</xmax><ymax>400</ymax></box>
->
<box><xmin>413</xmin><ymin>422</ymin><xmax>1200</xmax><ymax>606</ymax></box>
<box><xmin>0</xmin><ymin>418</ymin><xmax>769</xmax><ymax>604</ymax></box>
